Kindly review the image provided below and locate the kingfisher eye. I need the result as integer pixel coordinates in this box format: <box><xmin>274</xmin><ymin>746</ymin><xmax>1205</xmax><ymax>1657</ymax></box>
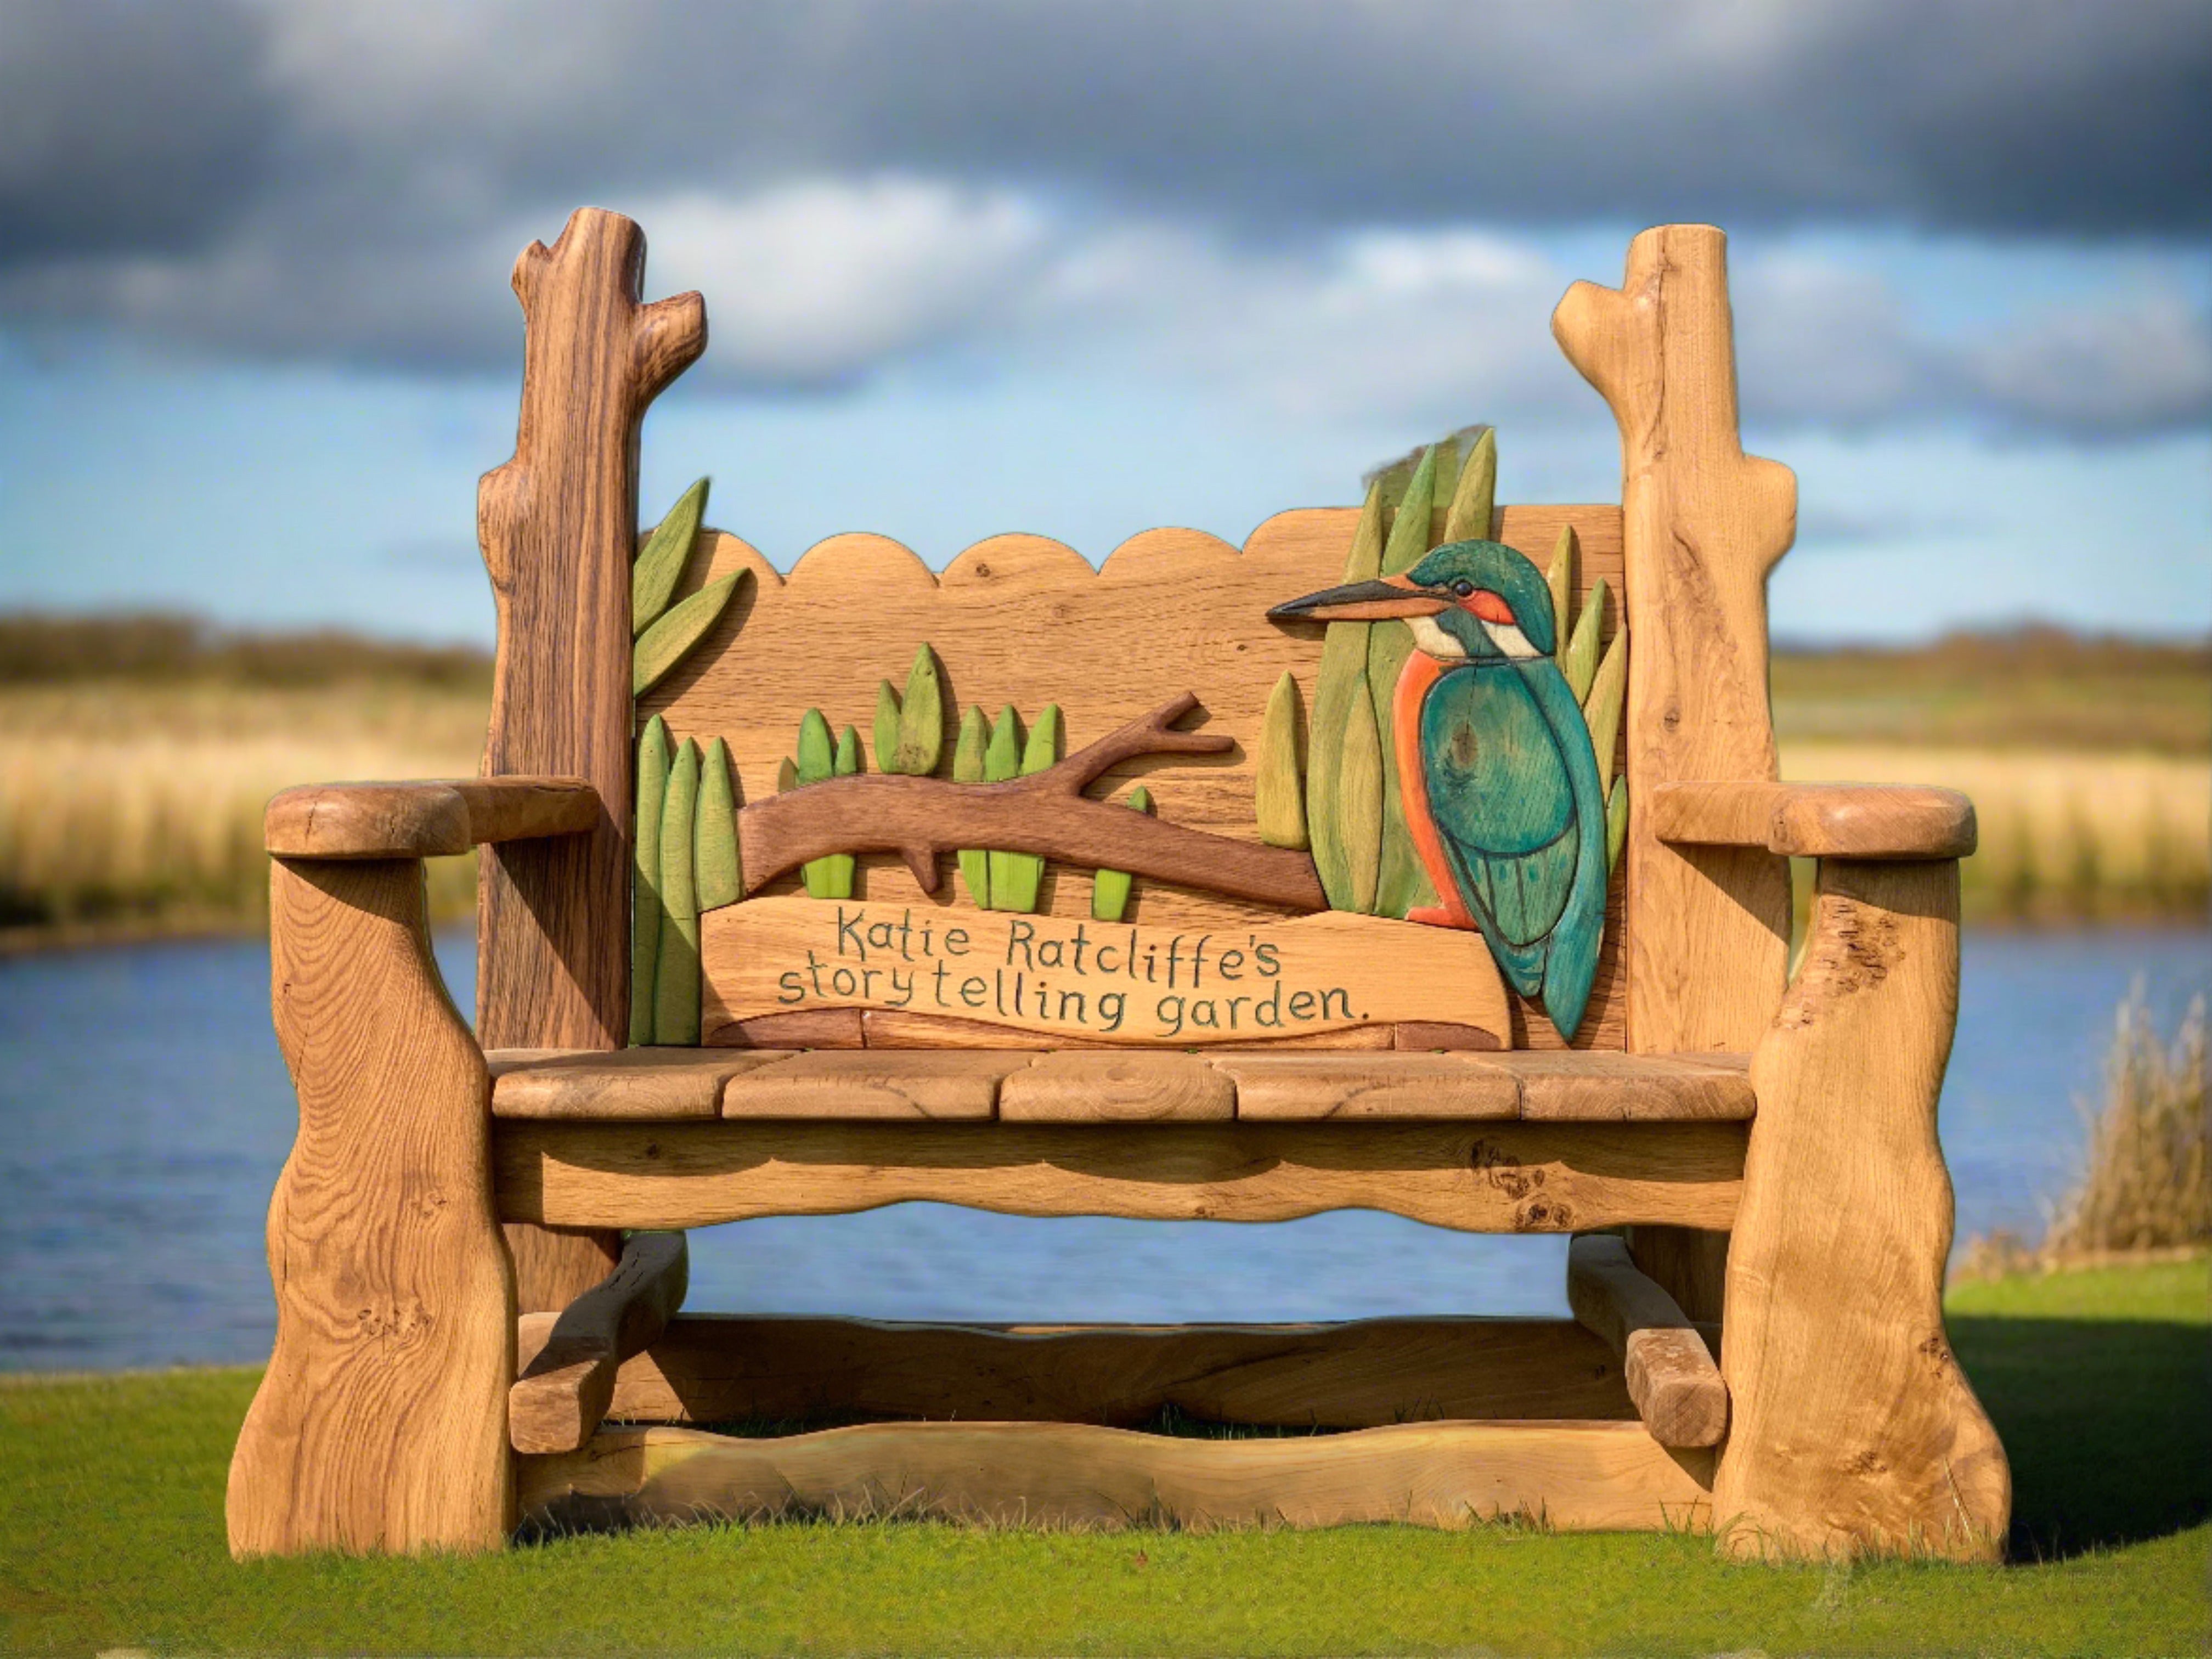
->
<box><xmin>1449</xmin><ymin>579</ymin><xmax>1475</xmax><ymax>597</ymax></box>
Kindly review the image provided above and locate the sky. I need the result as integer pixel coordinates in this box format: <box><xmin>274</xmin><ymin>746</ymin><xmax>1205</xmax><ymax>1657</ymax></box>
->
<box><xmin>1</xmin><ymin>0</ymin><xmax>2207</xmax><ymax>646</ymax></box>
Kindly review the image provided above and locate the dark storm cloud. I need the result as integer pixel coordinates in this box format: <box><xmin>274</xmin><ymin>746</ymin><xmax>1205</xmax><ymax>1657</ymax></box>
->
<box><xmin>0</xmin><ymin>0</ymin><xmax>2204</xmax><ymax>436</ymax></box>
<box><xmin>2</xmin><ymin>0</ymin><xmax>2204</xmax><ymax>265</ymax></box>
<box><xmin>0</xmin><ymin>0</ymin><xmax>277</xmax><ymax>262</ymax></box>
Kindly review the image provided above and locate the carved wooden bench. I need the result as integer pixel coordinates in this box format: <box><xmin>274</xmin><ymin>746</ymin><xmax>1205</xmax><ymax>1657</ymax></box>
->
<box><xmin>228</xmin><ymin>211</ymin><xmax>2008</xmax><ymax>1561</ymax></box>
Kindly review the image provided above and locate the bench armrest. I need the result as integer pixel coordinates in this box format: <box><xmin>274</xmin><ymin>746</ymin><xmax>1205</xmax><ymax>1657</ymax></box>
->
<box><xmin>266</xmin><ymin>777</ymin><xmax>602</xmax><ymax>860</ymax></box>
<box><xmin>1648</xmin><ymin>780</ymin><xmax>1975</xmax><ymax>860</ymax></box>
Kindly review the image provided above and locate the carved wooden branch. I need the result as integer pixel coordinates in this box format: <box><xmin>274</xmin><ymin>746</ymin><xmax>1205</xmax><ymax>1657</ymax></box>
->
<box><xmin>737</xmin><ymin>693</ymin><xmax>1328</xmax><ymax>911</ymax></box>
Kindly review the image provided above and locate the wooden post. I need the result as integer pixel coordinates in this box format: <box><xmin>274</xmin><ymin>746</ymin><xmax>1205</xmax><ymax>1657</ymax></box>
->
<box><xmin>227</xmin><ymin>859</ymin><xmax>515</xmax><ymax>1555</ymax></box>
<box><xmin>1716</xmin><ymin>859</ymin><xmax>2009</xmax><ymax>1559</ymax></box>
<box><xmin>476</xmin><ymin>208</ymin><xmax>705</xmax><ymax>1307</ymax></box>
<box><xmin>476</xmin><ymin>207</ymin><xmax>706</xmax><ymax>1050</ymax></box>
<box><xmin>1553</xmin><ymin>223</ymin><xmax>1797</xmax><ymax>1313</ymax></box>
<box><xmin>1551</xmin><ymin>223</ymin><xmax>1795</xmax><ymax>1052</ymax></box>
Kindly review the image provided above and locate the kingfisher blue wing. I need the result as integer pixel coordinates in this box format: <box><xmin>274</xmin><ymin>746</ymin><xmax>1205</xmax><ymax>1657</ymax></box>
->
<box><xmin>1418</xmin><ymin>657</ymin><xmax>1608</xmax><ymax>1037</ymax></box>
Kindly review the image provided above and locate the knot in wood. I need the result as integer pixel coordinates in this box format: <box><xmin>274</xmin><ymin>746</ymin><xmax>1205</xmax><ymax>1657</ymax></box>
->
<box><xmin>1514</xmin><ymin>1196</ymin><xmax>1572</xmax><ymax>1231</ymax></box>
<box><xmin>356</xmin><ymin>1301</ymin><xmax>434</xmax><ymax>1346</ymax></box>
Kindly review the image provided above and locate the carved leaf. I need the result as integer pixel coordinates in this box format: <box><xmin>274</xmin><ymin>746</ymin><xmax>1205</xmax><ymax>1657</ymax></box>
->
<box><xmin>895</xmin><ymin>644</ymin><xmax>945</xmax><ymax>776</ymax></box>
<box><xmin>1547</xmin><ymin>524</ymin><xmax>1576</xmax><ymax>666</ymax></box>
<box><xmin>1255</xmin><ymin>671</ymin><xmax>1308</xmax><ymax>850</ymax></box>
<box><xmin>634</xmin><ymin>570</ymin><xmax>744</xmax><ymax>695</ymax></box>
<box><xmin>1091</xmin><ymin>785</ymin><xmax>1154</xmax><ymax>923</ymax></box>
<box><xmin>872</xmin><ymin>680</ymin><xmax>903</xmax><ymax>777</ymax></box>
<box><xmin>1306</xmin><ymin>479</ymin><xmax>1384</xmax><ymax>910</ymax></box>
<box><xmin>696</xmin><ymin>736</ymin><xmax>741</xmax><ymax>911</ymax></box>
<box><xmin>629</xmin><ymin>714</ymin><xmax>672</xmax><ymax>1046</ymax></box>
<box><xmin>632</xmin><ymin>476</ymin><xmax>709</xmax><ymax>636</ymax></box>
<box><xmin>797</xmin><ymin>709</ymin><xmax>836</xmax><ymax>897</ymax></box>
<box><xmin>992</xmin><ymin>704</ymin><xmax>1060</xmax><ymax>913</ymax></box>
<box><xmin>1607</xmin><ymin>778</ymin><xmax>1630</xmax><ymax>874</ymax></box>
<box><xmin>1584</xmin><ymin>625</ymin><xmax>1628</xmax><ymax>804</ymax></box>
<box><xmin>825</xmin><ymin>725</ymin><xmax>860</xmax><ymax>896</ymax></box>
<box><xmin>1443</xmin><ymin>426</ymin><xmax>1497</xmax><ymax>541</ymax></box>
<box><xmin>1371</xmin><ymin>443</ymin><xmax>1441</xmax><ymax>918</ymax></box>
<box><xmin>653</xmin><ymin>737</ymin><xmax>701</xmax><ymax>1045</ymax></box>
<box><xmin>953</xmin><ymin>704</ymin><xmax>991</xmax><ymax>908</ymax></box>
<box><xmin>1564</xmin><ymin>577</ymin><xmax>1607</xmax><ymax>703</ymax></box>
<box><xmin>1340</xmin><ymin>679</ymin><xmax>1384</xmax><ymax>915</ymax></box>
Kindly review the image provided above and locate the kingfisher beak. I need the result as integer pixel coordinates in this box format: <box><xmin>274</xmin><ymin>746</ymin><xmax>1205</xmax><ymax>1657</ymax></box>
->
<box><xmin>1268</xmin><ymin>573</ymin><xmax>1448</xmax><ymax>622</ymax></box>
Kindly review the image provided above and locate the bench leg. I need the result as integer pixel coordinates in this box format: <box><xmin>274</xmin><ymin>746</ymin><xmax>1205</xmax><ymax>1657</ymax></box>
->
<box><xmin>1715</xmin><ymin>857</ymin><xmax>2009</xmax><ymax>1560</ymax></box>
<box><xmin>227</xmin><ymin>857</ymin><xmax>515</xmax><ymax>1556</ymax></box>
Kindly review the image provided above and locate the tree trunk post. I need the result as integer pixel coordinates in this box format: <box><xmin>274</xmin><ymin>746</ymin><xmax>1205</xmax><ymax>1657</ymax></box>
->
<box><xmin>476</xmin><ymin>206</ymin><xmax>706</xmax><ymax>1051</ymax></box>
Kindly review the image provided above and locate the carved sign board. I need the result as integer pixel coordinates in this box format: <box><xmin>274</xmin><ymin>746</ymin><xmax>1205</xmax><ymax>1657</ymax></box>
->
<box><xmin>703</xmin><ymin>897</ymin><xmax>1508</xmax><ymax>1047</ymax></box>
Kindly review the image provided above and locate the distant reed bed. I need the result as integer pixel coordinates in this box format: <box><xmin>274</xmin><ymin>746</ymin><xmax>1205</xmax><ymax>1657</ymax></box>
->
<box><xmin>0</xmin><ymin>683</ymin><xmax>483</xmax><ymax>940</ymax></box>
<box><xmin>1957</xmin><ymin>990</ymin><xmax>2209</xmax><ymax>1279</ymax></box>
<box><xmin>1784</xmin><ymin>743</ymin><xmax>2210</xmax><ymax>924</ymax></box>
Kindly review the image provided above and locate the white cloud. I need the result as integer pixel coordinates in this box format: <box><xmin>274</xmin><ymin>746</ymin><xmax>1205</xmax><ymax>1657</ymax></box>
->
<box><xmin>641</xmin><ymin>181</ymin><xmax>1053</xmax><ymax>383</ymax></box>
<box><xmin>1963</xmin><ymin>287</ymin><xmax>2212</xmax><ymax>436</ymax></box>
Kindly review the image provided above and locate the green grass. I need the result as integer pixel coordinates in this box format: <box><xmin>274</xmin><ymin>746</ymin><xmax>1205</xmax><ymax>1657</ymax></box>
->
<box><xmin>4</xmin><ymin>1259</ymin><xmax>2207</xmax><ymax>1657</ymax></box>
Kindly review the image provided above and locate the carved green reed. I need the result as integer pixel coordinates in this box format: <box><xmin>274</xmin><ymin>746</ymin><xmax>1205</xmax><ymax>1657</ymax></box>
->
<box><xmin>1090</xmin><ymin>785</ymin><xmax>1153</xmax><ymax>922</ymax></box>
<box><xmin>653</xmin><ymin>737</ymin><xmax>702</xmax><ymax>1045</ymax></box>
<box><xmin>696</xmin><ymin>737</ymin><xmax>741</xmax><ymax>911</ymax></box>
<box><xmin>1254</xmin><ymin>672</ymin><xmax>1308</xmax><ymax>850</ymax></box>
<box><xmin>953</xmin><ymin>705</ymin><xmax>991</xmax><ymax>907</ymax></box>
<box><xmin>629</xmin><ymin>714</ymin><xmax>673</xmax><ymax>1045</ymax></box>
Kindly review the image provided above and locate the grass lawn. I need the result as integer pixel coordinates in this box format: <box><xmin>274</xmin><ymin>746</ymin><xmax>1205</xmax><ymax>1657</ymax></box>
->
<box><xmin>4</xmin><ymin>1259</ymin><xmax>2205</xmax><ymax>1658</ymax></box>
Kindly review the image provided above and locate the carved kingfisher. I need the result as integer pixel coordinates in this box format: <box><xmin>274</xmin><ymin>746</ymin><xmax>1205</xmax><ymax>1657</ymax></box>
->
<box><xmin>1271</xmin><ymin>540</ymin><xmax>1608</xmax><ymax>1040</ymax></box>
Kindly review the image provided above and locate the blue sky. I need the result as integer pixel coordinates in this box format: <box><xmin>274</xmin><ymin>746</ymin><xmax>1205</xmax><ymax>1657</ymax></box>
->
<box><xmin>2</xmin><ymin>2</ymin><xmax>2206</xmax><ymax>645</ymax></box>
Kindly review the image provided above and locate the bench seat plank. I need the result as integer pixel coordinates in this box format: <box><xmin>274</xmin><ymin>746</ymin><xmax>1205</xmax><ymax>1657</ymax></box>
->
<box><xmin>1485</xmin><ymin>1053</ymin><xmax>1754</xmax><ymax>1122</ymax></box>
<box><xmin>721</xmin><ymin>1051</ymin><xmax>1023</xmax><ymax>1120</ymax></box>
<box><xmin>493</xmin><ymin>1047</ymin><xmax>1755</xmax><ymax>1122</ymax></box>
<box><xmin>998</xmin><ymin>1052</ymin><xmax>1237</xmax><ymax>1122</ymax></box>
<box><xmin>1217</xmin><ymin>1053</ymin><xmax>1522</xmax><ymax>1121</ymax></box>
<box><xmin>488</xmin><ymin>1048</ymin><xmax>794</xmax><ymax>1120</ymax></box>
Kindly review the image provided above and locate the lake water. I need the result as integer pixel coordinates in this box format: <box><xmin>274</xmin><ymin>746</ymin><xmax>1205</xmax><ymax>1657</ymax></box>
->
<box><xmin>2</xmin><ymin>926</ymin><xmax>2204</xmax><ymax>1372</ymax></box>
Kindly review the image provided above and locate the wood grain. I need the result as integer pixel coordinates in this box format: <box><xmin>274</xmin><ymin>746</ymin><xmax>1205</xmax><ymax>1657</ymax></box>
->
<box><xmin>1553</xmin><ymin>225</ymin><xmax>1792</xmax><ymax>1056</ymax></box>
<box><xmin>504</xmin><ymin>1224</ymin><xmax>623</xmax><ymax>1316</ymax></box>
<box><xmin>998</xmin><ymin>1051</ymin><xmax>1236</xmax><ymax>1121</ymax></box>
<box><xmin>517</xmin><ymin>1419</ymin><xmax>1715</xmax><ymax>1535</ymax></box>
<box><xmin>1486</xmin><ymin>1052</ymin><xmax>1754</xmax><ymax>1122</ymax></box>
<box><xmin>1216</xmin><ymin>1052</ymin><xmax>1519</xmax><ymax>1121</ymax></box>
<box><xmin>1623</xmin><ymin>1226</ymin><xmax>1729</xmax><ymax>1325</ymax></box>
<box><xmin>597</xmin><ymin>1314</ymin><xmax>1641</xmax><ymax>1429</ymax></box>
<box><xmin>476</xmin><ymin>206</ymin><xmax>704</xmax><ymax>1052</ymax></box>
<box><xmin>1649</xmin><ymin>781</ymin><xmax>1978</xmax><ymax>860</ymax></box>
<box><xmin>645</xmin><ymin>506</ymin><xmax>1628</xmax><ymax>1049</ymax></box>
<box><xmin>511</xmin><ymin>1231</ymin><xmax>689</xmax><ymax>1455</ymax></box>
<box><xmin>227</xmin><ymin>857</ymin><xmax>514</xmax><ymax>1556</ymax></box>
<box><xmin>494</xmin><ymin>1118</ymin><xmax>1747</xmax><ymax>1233</ymax></box>
<box><xmin>714</xmin><ymin>1008</ymin><xmax>867</xmax><ymax>1049</ymax></box>
<box><xmin>1716</xmin><ymin>857</ymin><xmax>2009</xmax><ymax>1561</ymax></box>
<box><xmin>720</xmin><ymin>1050</ymin><xmax>1025</xmax><ymax>1119</ymax></box>
<box><xmin>1567</xmin><ymin>1234</ymin><xmax>1728</xmax><ymax>1448</ymax></box>
<box><xmin>1217</xmin><ymin>1051</ymin><xmax>1753</xmax><ymax>1122</ymax></box>
<box><xmin>265</xmin><ymin>777</ymin><xmax>599</xmax><ymax>859</ymax></box>
<box><xmin>488</xmin><ymin>1047</ymin><xmax>791</xmax><ymax>1119</ymax></box>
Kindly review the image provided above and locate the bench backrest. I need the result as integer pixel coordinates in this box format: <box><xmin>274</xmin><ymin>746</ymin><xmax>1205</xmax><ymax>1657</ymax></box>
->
<box><xmin>646</xmin><ymin>504</ymin><xmax>1626</xmax><ymax>1051</ymax></box>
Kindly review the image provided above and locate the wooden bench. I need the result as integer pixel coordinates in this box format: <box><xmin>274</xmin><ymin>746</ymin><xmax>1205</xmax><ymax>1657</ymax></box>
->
<box><xmin>227</xmin><ymin>211</ymin><xmax>2008</xmax><ymax>1561</ymax></box>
